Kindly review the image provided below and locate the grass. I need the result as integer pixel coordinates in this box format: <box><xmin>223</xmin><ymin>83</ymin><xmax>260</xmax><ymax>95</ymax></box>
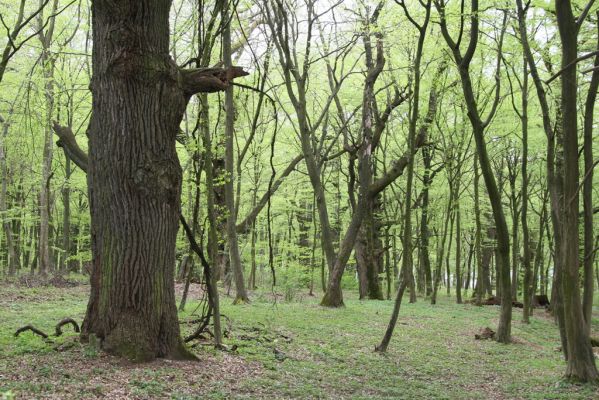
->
<box><xmin>1</xmin><ymin>278</ymin><xmax>598</xmax><ymax>399</ymax></box>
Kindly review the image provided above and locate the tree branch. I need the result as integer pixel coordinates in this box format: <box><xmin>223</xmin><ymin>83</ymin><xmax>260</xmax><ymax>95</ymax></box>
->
<box><xmin>51</xmin><ymin>122</ymin><xmax>88</xmax><ymax>172</ymax></box>
<box><xmin>369</xmin><ymin>132</ymin><xmax>426</xmax><ymax>196</ymax></box>
<box><xmin>545</xmin><ymin>50</ymin><xmax>599</xmax><ymax>85</ymax></box>
<box><xmin>576</xmin><ymin>0</ymin><xmax>597</xmax><ymax>29</ymax></box>
<box><xmin>236</xmin><ymin>154</ymin><xmax>304</xmax><ymax>234</ymax></box>
<box><xmin>180</xmin><ymin>66</ymin><xmax>249</xmax><ymax>96</ymax></box>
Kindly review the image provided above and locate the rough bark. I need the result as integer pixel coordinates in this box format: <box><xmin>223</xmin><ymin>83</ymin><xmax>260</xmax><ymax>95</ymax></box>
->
<box><xmin>79</xmin><ymin>0</ymin><xmax>246</xmax><ymax>361</ymax></box>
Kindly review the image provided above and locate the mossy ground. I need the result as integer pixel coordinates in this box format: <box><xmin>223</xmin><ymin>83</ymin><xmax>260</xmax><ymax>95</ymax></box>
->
<box><xmin>1</xmin><ymin>276</ymin><xmax>598</xmax><ymax>399</ymax></box>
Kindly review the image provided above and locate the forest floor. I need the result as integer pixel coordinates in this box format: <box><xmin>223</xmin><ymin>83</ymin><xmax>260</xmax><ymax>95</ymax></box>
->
<box><xmin>1</xmin><ymin>276</ymin><xmax>599</xmax><ymax>399</ymax></box>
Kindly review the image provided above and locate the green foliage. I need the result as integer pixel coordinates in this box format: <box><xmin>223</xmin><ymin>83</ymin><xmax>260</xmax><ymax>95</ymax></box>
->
<box><xmin>1</xmin><ymin>391</ymin><xmax>15</xmax><ymax>400</ymax></box>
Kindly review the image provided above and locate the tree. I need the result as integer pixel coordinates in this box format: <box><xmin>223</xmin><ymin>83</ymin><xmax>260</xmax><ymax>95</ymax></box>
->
<box><xmin>581</xmin><ymin>10</ymin><xmax>599</xmax><ymax>337</ymax></box>
<box><xmin>376</xmin><ymin>0</ymin><xmax>434</xmax><ymax>352</ymax></box>
<box><xmin>36</xmin><ymin>0</ymin><xmax>59</xmax><ymax>276</ymax></box>
<box><xmin>554</xmin><ymin>0</ymin><xmax>598</xmax><ymax>382</ymax></box>
<box><xmin>396</xmin><ymin>0</ymin><xmax>432</xmax><ymax>305</ymax></box>
<box><xmin>435</xmin><ymin>0</ymin><xmax>512</xmax><ymax>343</ymax></box>
<box><xmin>222</xmin><ymin>0</ymin><xmax>249</xmax><ymax>304</ymax></box>
<box><xmin>71</xmin><ymin>0</ymin><xmax>246</xmax><ymax>361</ymax></box>
<box><xmin>515</xmin><ymin>0</ymin><xmax>568</xmax><ymax>352</ymax></box>
<box><xmin>0</xmin><ymin>0</ymin><xmax>51</xmax><ymax>84</ymax></box>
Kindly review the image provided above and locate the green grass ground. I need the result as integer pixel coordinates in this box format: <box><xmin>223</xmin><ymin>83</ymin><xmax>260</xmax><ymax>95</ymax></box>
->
<box><xmin>1</xmin><ymin>279</ymin><xmax>598</xmax><ymax>399</ymax></box>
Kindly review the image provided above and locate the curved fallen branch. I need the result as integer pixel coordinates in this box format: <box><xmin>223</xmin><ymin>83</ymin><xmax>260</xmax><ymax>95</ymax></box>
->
<box><xmin>14</xmin><ymin>324</ymin><xmax>50</xmax><ymax>340</ymax></box>
<box><xmin>55</xmin><ymin>318</ymin><xmax>80</xmax><ymax>336</ymax></box>
<box><xmin>15</xmin><ymin>317</ymin><xmax>82</xmax><ymax>343</ymax></box>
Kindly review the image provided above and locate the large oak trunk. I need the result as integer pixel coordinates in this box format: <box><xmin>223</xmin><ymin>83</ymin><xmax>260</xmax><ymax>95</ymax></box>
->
<box><xmin>81</xmin><ymin>0</ymin><xmax>191</xmax><ymax>361</ymax></box>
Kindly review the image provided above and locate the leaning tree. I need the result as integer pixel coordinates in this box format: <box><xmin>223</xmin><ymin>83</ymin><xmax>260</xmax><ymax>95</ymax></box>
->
<box><xmin>56</xmin><ymin>0</ymin><xmax>247</xmax><ymax>361</ymax></box>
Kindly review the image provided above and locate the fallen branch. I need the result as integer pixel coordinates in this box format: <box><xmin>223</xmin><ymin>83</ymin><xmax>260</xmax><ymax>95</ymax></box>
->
<box><xmin>14</xmin><ymin>324</ymin><xmax>50</xmax><ymax>340</ymax></box>
<box><xmin>55</xmin><ymin>318</ymin><xmax>80</xmax><ymax>336</ymax></box>
<box><xmin>16</xmin><ymin>317</ymin><xmax>82</xmax><ymax>343</ymax></box>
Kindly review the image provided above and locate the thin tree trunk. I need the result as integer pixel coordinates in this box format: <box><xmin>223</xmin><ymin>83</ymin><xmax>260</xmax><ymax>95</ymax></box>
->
<box><xmin>222</xmin><ymin>1</ymin><xmax>248</xmax><ymax>304</ymax></box>
<box><xmin>60</xmin><ymin>155</ymin><xmax>72</xmax><ymax>272</ymax></box>
<box><xmin>445</xmin><ymin>205</ymin><xmax>455</xmax><ymax>297</ymax></box>
<box><xmin>437</xmin><ymin>2</ymin><xmax>511</xmax><ymax>342</ymax></box>
<box><xmin>455</xmin><ymin>204</ymin><xmax>462</xmax><ymax>304</ymax></box>
<box><xmin>432</xmin><ymin>197</ymin><xmax>451</xmax><ymax>305</ymax></box>
<box><xmin>520</xmin><ymin>53</ymin><xmax>532</xmax><ymax>323</ymax></box>
<box><xmin>37</xmin><ymin>0</ymin><xmax>59</xmax><ymax>276</ymax></box>
<box><xmin>0</xmin><ymin>115</ymin><xmax>20</xmax><ymax>275</ymax></box>
<box><xmin>516</xmin><ymin>0</ymin><xmax>567</xmax><ymax>356</ymax></box>
<box><xmin>474</xmin><ymin>156</ymin><xmax>483</xmax><ymax>305</ymax></box>
<box><xmin>581</xmin><ymin>11</ymin><xmax>599</xmax><ymax>335</ymax></box>
<box><xmin>465</xmin><ymin>235</ymin><xmax>474</xmax><ymax>291</ymax></box>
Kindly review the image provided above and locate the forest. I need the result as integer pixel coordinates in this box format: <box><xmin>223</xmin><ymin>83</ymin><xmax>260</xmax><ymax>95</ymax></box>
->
<box><xmin>1</xmin><ymin>0</ymin><xmax>599</xmax><ymax>398</ymax></box>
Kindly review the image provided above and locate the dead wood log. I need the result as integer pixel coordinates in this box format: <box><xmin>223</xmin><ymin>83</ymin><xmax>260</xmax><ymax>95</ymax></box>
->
<box><xmin>475</xmin><ymin>327</ymin><xmax>496</xmax><ymax>340</ymax></box>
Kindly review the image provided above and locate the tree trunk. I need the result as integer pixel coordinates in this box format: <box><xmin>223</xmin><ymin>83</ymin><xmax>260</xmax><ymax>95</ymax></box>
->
<box><xmin>555</xmin><ymin>0</ymin><xmax>598</xmax><ymax>382</ymax></box>
<box><xmin>419</xmin><ymin>166</ymin><xmax>433</xmax><ymax>296</ymax></box>
<box><xmin>474</xmin><ymin>156</ymin><xmax>483</xmax><ymax>304</ymax></box>
<box><xmin>60</xmin><ymin>155</ymin><xmax>72</xmax><ymax>272</ymax></box>
<box><xmin>516</xmin><ymin>0</ymin><xmax>567</xmax><ymax>355</ymax></box>
<box><xmin>222</xmin><ymin>0</ymin><xmax>248</xmax><ymax>304</ymax></box>
<box><xmin>79</xmin><ymin>0</ymin><xmax>246</xmax><ymax>361</ymax></box>
<box><xmin>520</xmin><ymin>54</ymin><xmax>532</xmax><ymax>323</ymax></box>
<box><xmin>445</xmin><ymin>204</ymin><xmax>455</xmax><ymax>297</ymax></box>
<box><xmin>248</xmin><ymin>194</ymin><xmax>258</xmax><ymax>290</ymax></box>
<box><xmin>455</xmin><ymin>204</ymin><xmax>462</xmax><ymax>304</ymax></box>
<box><xmin>355</xmin><ymin>196</ymin><xmax>384</xmax><ymax>300</ymax></box>
<box><xmin>37</xmin><ymin>1</ymin><xmax>58</xmax><ymax>276</ymax></box>
<box><xmin>437</xmin><ymin>1</ymin><xmax>511</xmax><ymax>342</ymax></box>
<box><xmin>465</xmin><ymin>234</ymin><xmax>474</xmax><ymax>291</ymax></box>
<box><xmin>432</xmin><ymin>198</ymin><xmax>451</xmax><ymax>305</ymax></box>
<box><xmin>0</xmin><ymin>116</ymin><xmax>20</xmax><ymax>275</ymax></box>
<box><xmin>581</xmin><ymin>12</ymin><xmax>599</xmax><ymax>335</ymax></box>
<box><xmin>510</xmin><ymin>185</ymin><xmax>519</xmax><ymax>302</ymax></box>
